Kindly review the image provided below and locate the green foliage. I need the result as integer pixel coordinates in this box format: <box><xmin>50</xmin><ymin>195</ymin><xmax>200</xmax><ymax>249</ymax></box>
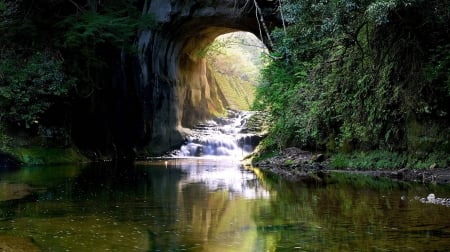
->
<box><xmin>60</xmin><ymin>10</ymin><xmax>142</xmax><ymax>49</ymax></box>
<box><xmin>366</xmin><ymin>0</ymin><xmax>425</xmax><ymax>25</ymax></box>
<box><xmin>365</xmin><ymin>0</ymin><xmax>397</xmax><ymax>25</ymax></box>
<box><xmin>57</xmin><ymin>2</ymin><xmax>157</xmax><ymax>98</ymax></box>
<box><xmin>330</xmin><ymin>150</ymin><xmax>450</xmax><ymax>170</ymax></box>
<box><xmin>0</xmin><ymin>50</ymin><xmax>74</xmax><ymax>128</ymax></box>
<box><xmin>0</xmin><ymin>123</ymin><xmax>12</xmax><ymax>152</ymax></box>
<box><xmin>254</xmin><ymin>0</ymin><xmax>450</xmax><ymax>163</ymax></box>
<box><xmin>424</xmin><ymin>43</ymin><xmax>450</xmax><ymax>96</ymax></box>
<box><xmin>0</xmin><ymin>0</ymin><xmax>157</xmax><ymax>149</ymax></box>
<box><xmin>197</xmin><ymin>40</ymin><xmax>227</xmax><ymax>58</ymax></box>
<box><xmin>59</xmin><ymin>1</ymin><xmax>157</xmax><ymax>49</ymax></box>
<box><xmin>330</xmin><ymin>151</ymin><xmax>407</xmax><ymax>170</ymax></box>
<box><xmin>407</xmin><ymin>152</ymin><xmax>450</xmax><ymax>169</ymax></box>
<box><xmin>252</xmin><ymin>149</ymin><xmax>279</xmax><ymax>163</ymax></box>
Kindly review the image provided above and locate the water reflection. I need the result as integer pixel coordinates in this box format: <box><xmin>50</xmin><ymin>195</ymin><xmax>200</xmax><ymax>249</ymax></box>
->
<box><xmin>171</xmin><ymin>158</ymin><xmax>270</xmax><ymax>199</ymax></box>
<box><xmin>0</xmin><ymin>161</ymin><xmax>450</xmax><ymax>251</ymax></box>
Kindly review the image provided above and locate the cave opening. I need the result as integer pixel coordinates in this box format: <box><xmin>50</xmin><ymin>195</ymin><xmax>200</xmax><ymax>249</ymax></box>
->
<box><xmin>204</xmin><ymin>31</ymin><xmax>268</xmax><ymax>112</ymax></box>
<box><xmin>168</xmin><ymin>31</ymin><xmax>268</xmax><ymax>158</ymax></box>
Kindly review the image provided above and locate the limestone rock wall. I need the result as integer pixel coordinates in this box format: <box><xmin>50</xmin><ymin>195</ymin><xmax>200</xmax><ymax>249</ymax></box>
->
<box><xmin>71</xmin><ymin>0</ymin><xmax>279</xmax><ymax>157</ymax></box>
<box><xmin>133</xmin><ymin>0</ymin><xmax>278</xmax><ymax>155</ymax></box>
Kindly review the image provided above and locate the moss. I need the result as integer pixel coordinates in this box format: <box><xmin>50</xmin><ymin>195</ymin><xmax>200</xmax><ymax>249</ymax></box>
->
<box><xmin>330</xmin><ymin>151</ymin><xmax>408</xmax><ymax>170</ymax></box>
<box><xmin>407</xmin><ymin>151</ymin><xmax>450</xmax><ymax>169</ymax></box>
<box><xmin>284</xmin><ymin>159</ymin><xmax>294</xmax><ymax>165</ymax></box>
<box><xmin>11</xmin><ymin>146</ymin><xmax>88</xmax><ymax>166</ymax></box>
<box><xmin>252</xmin><ymin>149</ymin><xmax>279</xmax><ymax>163</ymax></box>
<box><xmin>330</xmin><ymin>150</ymin><xmax>450</xmax><ymax>170</ymax></box>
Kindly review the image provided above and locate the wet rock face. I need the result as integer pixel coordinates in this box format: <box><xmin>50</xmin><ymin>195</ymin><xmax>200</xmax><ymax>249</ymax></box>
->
<box><xmin>134</xmin><ymin>0</ymin><xmax>278</xmax><ymax>155</ymax></box>
<box><xmin>72</xmin><ymin>1</ymin><xmax>278</xmax><ymax>157</ymax></box>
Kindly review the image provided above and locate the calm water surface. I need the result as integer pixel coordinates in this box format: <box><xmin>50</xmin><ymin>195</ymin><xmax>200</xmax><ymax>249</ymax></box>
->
<box><xmin>1</xmin><ymin>159</ymin><xmax>450</xmax><ymax>251</ymax></box>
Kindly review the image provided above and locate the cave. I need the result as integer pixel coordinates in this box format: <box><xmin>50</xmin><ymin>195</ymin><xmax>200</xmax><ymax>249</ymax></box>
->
<box><xmin>70</xmin><ymin>0</ymin><xmax>279</xmax><ymax>158</ymax></box>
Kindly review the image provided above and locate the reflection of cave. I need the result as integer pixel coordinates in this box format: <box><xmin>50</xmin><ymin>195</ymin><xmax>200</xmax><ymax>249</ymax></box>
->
<box><xmin>172</xmin><ymin>159</ymin><xmax>269</xmax><ymax>249</ymax></box>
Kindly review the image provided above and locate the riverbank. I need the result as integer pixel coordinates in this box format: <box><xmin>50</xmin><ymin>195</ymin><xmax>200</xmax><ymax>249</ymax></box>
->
<box><xmin>249</xmin><ymin>147</ymin><xmax>450</xmax><ymax>185</ymax></box>
<box><xmin>0</xmin><ymin>146</ymin><xmax>88</xmax><ymax>167</ymax></box>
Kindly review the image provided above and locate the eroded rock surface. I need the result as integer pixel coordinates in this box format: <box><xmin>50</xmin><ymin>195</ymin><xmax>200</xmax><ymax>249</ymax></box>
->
<box><xmin>135</xmin><ymin>1</ymin><xmax>278</xmax><ymax>155</ymax></box>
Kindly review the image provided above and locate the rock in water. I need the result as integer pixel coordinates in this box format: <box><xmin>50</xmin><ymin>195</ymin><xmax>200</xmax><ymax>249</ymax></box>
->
<box><xmin>427</xmin><ymin>193</ymin><xmax>436</xmax><ymax>202</ymax></box>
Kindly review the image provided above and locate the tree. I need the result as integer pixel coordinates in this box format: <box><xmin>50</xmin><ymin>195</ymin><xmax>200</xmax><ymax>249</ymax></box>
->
<box><xmin>0</xmin><ymin>50</ymin><xmax>75</xmax><ymax>128</ymax></box>
<box><xmin>254</xmin><ymin>0</ymin><xmax>450</xmax><ymax>158</ymax></box>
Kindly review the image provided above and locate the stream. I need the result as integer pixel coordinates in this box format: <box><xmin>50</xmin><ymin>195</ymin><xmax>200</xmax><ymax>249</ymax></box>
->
<box><xmin>171</xmin><ymin>110</ymin><xmax>260</xmax><ymax>159</ymax></box>
<box><xmin>1</xmin><ymin>112</ymin><xmax>450</xmax><ymax>251</ymax></box>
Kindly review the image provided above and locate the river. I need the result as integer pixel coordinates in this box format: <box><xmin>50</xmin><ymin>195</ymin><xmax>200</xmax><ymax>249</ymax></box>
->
<box><xmin>1</xmin><ymin>113</ymin><xmax>450</xmax><ymax>251</ymax></box>
<box><xmin>1</xmin><ymin>160</ymin><xmax>450</xmax><ymax>251</ymax></box>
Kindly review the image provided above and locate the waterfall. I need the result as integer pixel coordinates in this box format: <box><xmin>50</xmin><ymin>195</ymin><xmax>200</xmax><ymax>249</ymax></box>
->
<box><xmin>173</xmin><ymin>111</ymin><xmax>259</xmax><ymax>159</ymax></box>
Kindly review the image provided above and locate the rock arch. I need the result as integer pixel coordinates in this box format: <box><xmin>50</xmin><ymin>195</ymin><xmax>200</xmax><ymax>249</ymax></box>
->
<box><xmin>134</xmin><ymin>1</ymin><xmax>279</xmax><ymax>155</ymax></box>
<box><xmin>74</xmin><ymin>0</ymin><xmax>279</xmax><ymax>157</ymax></box>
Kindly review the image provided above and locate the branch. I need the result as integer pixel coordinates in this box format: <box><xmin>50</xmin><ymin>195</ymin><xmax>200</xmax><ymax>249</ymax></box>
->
<box><xmin>253</xmin><ymin>0</ymin><xmax>274</xmax><ymax>49</ymax></box>
<box><xmin>67</xmin><ymin>0</ymin><xmax>86</xmax><ymax>13</ymax></box>
<box><xmin>262</xmin><ymin>51</ymin><xmax>284</xmax><ymax>60</ymax></box>
<box><xmin>278</xmin><ymin>0</ymin><xmax>287</xmax><ymax>36</ymax></box>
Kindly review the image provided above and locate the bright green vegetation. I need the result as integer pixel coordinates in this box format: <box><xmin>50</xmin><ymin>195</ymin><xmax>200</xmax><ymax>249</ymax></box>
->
<box><xmin>211</xmin><ymin>70</ymin><xmax>256</xmax><ymax>111</ymax></box>
<box><xmin>254</xmin><ymin>0</ymin><xmax>450</xmax><ymax>168</ymax></box>
<box><xmin>206</xmin><ymin>32</ymin><xmax>266</xmax><ymax>111</ymax></box>
<box><xmin>330</xmin><ymin>151</ymin><xmax>450</xmax><ymax>170</ymax></box>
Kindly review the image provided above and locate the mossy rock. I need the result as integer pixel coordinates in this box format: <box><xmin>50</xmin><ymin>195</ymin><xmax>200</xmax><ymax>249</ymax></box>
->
<box><xmin>11</xmin><ymin>147</ymin><xmax>88</xmax><ymax>166</ymax></box>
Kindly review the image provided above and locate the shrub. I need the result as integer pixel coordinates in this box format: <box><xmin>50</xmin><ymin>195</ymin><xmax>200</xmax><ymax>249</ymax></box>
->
<box><xmin>0</xmin><ymin>50</ymin><xmax>75</xmax><ymax>128</ymax></box>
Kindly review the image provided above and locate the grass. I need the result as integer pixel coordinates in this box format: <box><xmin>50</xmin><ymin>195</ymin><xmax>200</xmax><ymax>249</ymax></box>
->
<box><xmin>330</xmin><ymin>150</ymin><xmax>450</xmax><ymax>170</ymax></box>
<box><xmin>251</xmin><ymin>149</ymin><xmax>279</xmax><ymax>163</ymax></box>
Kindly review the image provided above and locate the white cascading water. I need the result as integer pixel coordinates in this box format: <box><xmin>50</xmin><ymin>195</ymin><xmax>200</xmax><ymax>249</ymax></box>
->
<box><xmin>174</xmin><ymin>111</ymin><xmax>256</xmax><ymax>160</ymax></box>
